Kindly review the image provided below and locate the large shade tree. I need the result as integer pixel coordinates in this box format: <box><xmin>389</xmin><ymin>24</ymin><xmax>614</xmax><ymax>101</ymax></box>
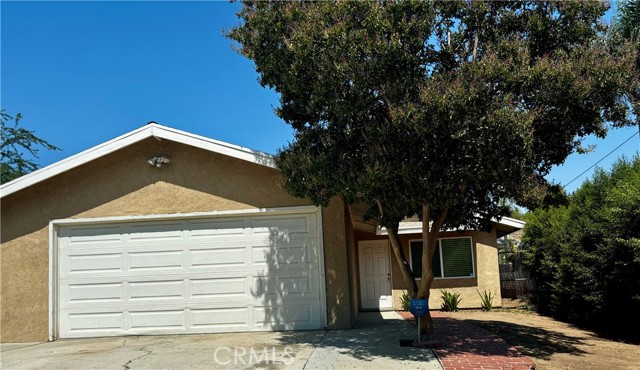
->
<box><xmin>229</xmin><ymin>1</ymin><xmax>638</xmax><ymax>337</ymax></box>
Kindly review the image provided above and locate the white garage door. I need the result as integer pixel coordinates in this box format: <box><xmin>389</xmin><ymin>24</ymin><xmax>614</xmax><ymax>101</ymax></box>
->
<box><xmin>56</xmin><ymin>210</ymin><xmax>323</xmax><ymax>338</ymax></box>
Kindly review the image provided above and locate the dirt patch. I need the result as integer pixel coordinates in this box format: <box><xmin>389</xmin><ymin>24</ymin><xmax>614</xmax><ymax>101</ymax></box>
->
<box><xmin>444</xmin><ymin>309</ymin><xmax>640</xmax><ymax>370</ymax></box>
<box><xmin>501</xmin><ymin>298</ymin><xmax>530</xmax><ymax>309</ymax></box>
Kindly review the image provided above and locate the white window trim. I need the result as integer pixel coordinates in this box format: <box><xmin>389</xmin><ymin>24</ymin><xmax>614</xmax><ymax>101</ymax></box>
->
<box><xmin>408</xmin><ymin>236</ymin><xmax>475</xmax><ymax>280</ymax></box>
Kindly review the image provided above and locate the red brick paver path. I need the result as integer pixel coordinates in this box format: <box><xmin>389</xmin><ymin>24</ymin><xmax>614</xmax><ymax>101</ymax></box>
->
<box><xmin>398</xmin><ymin>311</ymin><xmax>536</xmax><ymax>370</ymax></box>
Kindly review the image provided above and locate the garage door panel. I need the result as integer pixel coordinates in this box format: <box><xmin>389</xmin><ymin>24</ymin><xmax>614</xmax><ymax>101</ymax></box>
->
<box><xmin>129</xmin><ymin>280</ymin><xmax>185</xmax><ymax>300</ymax></box>
<box><xmin>60</xmin><ymin>303</ymin><xmax>322</xmax><ymax>337</ymax></box>
<box><xmin>63</xmin><ymin>282</ymin><xmax>124</xmax><ymax>304</ymax></box>
<box><xmin>57</xmin><ymin>210</ymin><xmax>322</xmax><ymax>338</ymax></box>
<box><xmin>251</xmin><ymin>215</ymin><xmax>316</xmax><ymax>239</ymax></box>
<box><xmin>64</xmin><ymin>312</ymin><xmax>125</xmax><ymax>334</ymax></box>
<box><xmin>61</xmin><ymin>225</ymin><xmax>123</xmax><ymax>244</ymax></box>
<box><xmin>254</xmin><ymin>304</ymin><xmax>319</xmax><ymax>330</ymax></box>
<box><xmin>251</xmin><ymin>241</ymin><xmax>316</xmax><ymax>265</ymax></box>
<box><xmin>189</xmin><ymin>219</ymin><xmax>249</xmax><ymax>237</ymax></box>
<box><xmin>189</xmin><ymin>247</ymin><xmax>246</xmax><ymax>267</ymax></box>
<box><xmin>63</xmin><ymin>253</ymin><xmax>124</xmax><ymax>275</ymax></box>
<box><xmin>62</xmin><ymin>271</ymin><xmax>319</xmax><ymax>303</ymax></box>
<box><xmin>129</xmin><ymin>310</ymin><xmax>185</xmax><ymax>330</ymax></box>
<box><xmin>191</xmin><ymin>307</ymin><xmax>249</xmax><ymax>329</ymax></box>
<box><xmin>191</xmin><ymin>277</ymin><xmax>247</xmax><ymax>298</ymax></box>
<box><xmin>251</xmin><ymin>273</ymin><xmax>319</xmax><ymax>298</ymax></box>
<box><xmin>128</xmin><ymin>222</ymin><xmax>185</xmax><ymax>241</ymax></box>
<box><xmin>251</xmin><ymin>216</ymin><xmax>309</xmax><ymax>234</ymax></box>
<box><xmin>129</xmin><ymin>250</ymin><xmax>184</xmax><ymax>271</ymax></box>
<box><xmin>61</xmin><ymin>268</ymin><xmax>317</xmax><ymax>284</ymax></box>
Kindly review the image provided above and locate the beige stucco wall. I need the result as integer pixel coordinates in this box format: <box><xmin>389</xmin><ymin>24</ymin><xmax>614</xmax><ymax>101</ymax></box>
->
<box><xmin>353</xmin><ymin>228</ymin><xmax>502</xmax><ymax>312</ymax></box>
<box><xmin>319</xmin><ymin>199</ymin><xmax>352</xmax><ymax>330</ymax></box>
<box><xmin>344</xmin><ymin>211</ymin><xmax>359</xmax><ymax>326</ymax></box>
<box><xmin>0</xmin><ymin>138</ymin><xmax>351</xmax><ymax>342</ymax></box>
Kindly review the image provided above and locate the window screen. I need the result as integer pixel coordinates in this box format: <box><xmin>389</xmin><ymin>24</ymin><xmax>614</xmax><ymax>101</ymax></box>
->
<box><xmin>440</xmin><ymin>238</ymin><xmax>474</xmax><ymax>277</ymax></box>
<box><xmin>410</xmin><ymin>238</ymin><xmax>473</xmax><ymax>278</ymax></box>
<box><xmin>409</xmin><ymin>240</ymin><xmax>441</xmax><ymax>278</ymax></box>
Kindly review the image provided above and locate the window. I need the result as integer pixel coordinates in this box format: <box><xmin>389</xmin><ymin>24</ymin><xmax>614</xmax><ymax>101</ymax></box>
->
<box><xmin>409</xmin><ymin>237</ymin><xmax>474</xmax><ymax>279</ymax></box>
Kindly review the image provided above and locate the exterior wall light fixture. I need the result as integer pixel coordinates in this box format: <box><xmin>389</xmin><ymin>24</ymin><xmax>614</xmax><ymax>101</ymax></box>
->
<box><xmin>148</xmin><ymin>156</ymin><xmax>171</xmax><ymax>167</ymax></box>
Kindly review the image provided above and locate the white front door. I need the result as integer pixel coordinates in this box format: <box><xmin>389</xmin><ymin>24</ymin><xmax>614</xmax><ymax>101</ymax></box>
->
<box><xmin>358</xmin><ymin>240</ymin><xmax>393</xmax><ymax>310</ymax></box>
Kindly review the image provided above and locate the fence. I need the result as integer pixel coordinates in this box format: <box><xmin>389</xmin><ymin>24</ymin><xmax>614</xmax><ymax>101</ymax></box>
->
<box><xmin>499</xmin><ymin>252</ymin><xmax>534</xmax><ymax>299</ymax></box>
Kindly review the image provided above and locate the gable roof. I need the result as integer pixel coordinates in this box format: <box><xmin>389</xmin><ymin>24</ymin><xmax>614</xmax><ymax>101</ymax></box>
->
<box><xmin>0</xmin><ymin>122</ymin><xmax>276</xmax><ymax>199</ymax></box>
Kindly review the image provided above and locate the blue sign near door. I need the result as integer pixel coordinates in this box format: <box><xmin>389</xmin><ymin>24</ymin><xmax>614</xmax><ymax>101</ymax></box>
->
<box><xmin>409</xmin><ymin>299</ymin><xmax>428</xmax><ymax>317</ymax></box>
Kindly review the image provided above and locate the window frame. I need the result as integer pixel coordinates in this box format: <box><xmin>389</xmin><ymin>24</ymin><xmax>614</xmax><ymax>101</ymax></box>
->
<box><xmin>408</xmin><ymin>236</ymin><xmax>476</xmax><ymax>280</ymax></box>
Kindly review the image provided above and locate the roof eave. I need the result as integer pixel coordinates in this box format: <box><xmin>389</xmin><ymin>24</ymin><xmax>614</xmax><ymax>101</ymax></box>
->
<box><xmin>0</xmin><ymin>123</ymin><xmax>276</xmax><ymax>199</ymax></box>
<box><xmin>376</xmin><ymin>217</ymin><xmax>526</xmax><ymax>236</ymax></box>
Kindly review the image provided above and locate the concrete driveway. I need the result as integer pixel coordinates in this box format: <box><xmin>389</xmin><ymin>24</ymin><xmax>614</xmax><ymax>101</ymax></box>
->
<box><xmin>1</xmin><ymin>312</ymin><xmax>442</xmax><ymax>369</ymax></box>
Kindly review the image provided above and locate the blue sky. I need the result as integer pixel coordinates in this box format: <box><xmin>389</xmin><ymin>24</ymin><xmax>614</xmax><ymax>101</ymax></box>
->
<box><xmin>2</xmin><ymin>1</ymin><xmax>638</xmax><ymax>194</ymax></box>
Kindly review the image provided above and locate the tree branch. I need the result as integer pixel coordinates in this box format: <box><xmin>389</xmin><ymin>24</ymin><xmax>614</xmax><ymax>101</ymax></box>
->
<box><xmin>472</xmin><ymin>31</ymin><xmax>479</xmax><ymax>62</ymax></box>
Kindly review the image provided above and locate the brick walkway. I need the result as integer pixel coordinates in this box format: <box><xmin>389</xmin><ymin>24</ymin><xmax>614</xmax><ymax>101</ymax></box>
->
<box><xmin>397</xmin><ymin>311</ymin><xmax>536</xmax><ymax>370</ymax></box>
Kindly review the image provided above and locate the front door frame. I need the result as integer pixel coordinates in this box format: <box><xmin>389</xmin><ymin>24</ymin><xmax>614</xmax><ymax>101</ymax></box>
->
<box><xmin>357</xmin><ymin>240</ymin><xmax>394</xmax><ymax>311</ymax></box>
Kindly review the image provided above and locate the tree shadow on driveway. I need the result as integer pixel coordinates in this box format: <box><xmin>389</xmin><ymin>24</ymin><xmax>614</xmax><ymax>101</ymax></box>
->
<box><xmin>275</xmin><ymin>312</ymin><xmax>440</xmax><ymax>368</ymax></box>
<box><xmin>456</xmin><ymin>318</ymin><xmax>589</xmax><ymax>361</ymax></box>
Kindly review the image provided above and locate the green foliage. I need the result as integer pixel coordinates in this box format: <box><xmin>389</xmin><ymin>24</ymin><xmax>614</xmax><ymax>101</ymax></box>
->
<box><xmin>509</xmin><ymin>208</ymin><xmax>528</xmax><ymax>221</ymax></box>
<box><xmin>523</xmin><ymin>156</ymin><xmax>640</xmax><ymax>341</ymax></box>
<box><xmin>400</xmin><ymin>290</ymin><xmax>411</xmax><ymax>311</ymax></box>
<box><xmin>612</xmin><ymin>0</ymin><xmax>640</xmax><ymax>43</ymax></box>
<box><xmin>1</xmin><ymin>110</ymin><xmax>60</xmax><ymax>183</ymax></box>
<box><xmin>440</xmin><ymin>290</ymin><xmax>462</xmax><ymax>312</ymax></box>
<box><xmin>610</xmin><ymin>0</ymin><xmax>640</xmax><ymax>119</ymax></box>
<box><xmin>229</xmin><ymin>1</ymin><xmax>638</xmax><ymax>322</ymax></box>
<box><xmin>229</xmin><ymin>1</ymin><xmax>637</xmax><ymax>229</ymax></box>
<box><xmin>477</xmin><ymin>289</ymin><xmax>495</xmax><ymax>311</ymax></box>
<box><xmin>499</xmin><ymin>198</ymin><xmax>529</xmax><ymax>220</ymax></box>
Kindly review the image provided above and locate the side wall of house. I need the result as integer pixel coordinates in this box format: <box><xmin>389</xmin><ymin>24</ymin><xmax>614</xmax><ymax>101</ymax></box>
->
<box><xmin>319</xmin><ymin>198</ymin><xmax>352</xmax><ymax>330</ymax></box>
<box><xmin>0</xmin><ymin>138</ymin><xmax>351</xmax><ymax>342</ymax></box>
<box><xmin>353</xmin><ymin>229</ymin><xmax>502</xmax><ymax>311</ymax></box>
<box><xmin>344</xmin><ymin>210</ymin><xmax>359</xmax><ymax>326</ymax></box>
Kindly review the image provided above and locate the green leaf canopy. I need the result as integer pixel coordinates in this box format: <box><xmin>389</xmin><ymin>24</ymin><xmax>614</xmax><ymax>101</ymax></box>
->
<box><xmin>229</xmin><ymin>1</ymin><xmax>637</xmax><ymax>228</ymax></box>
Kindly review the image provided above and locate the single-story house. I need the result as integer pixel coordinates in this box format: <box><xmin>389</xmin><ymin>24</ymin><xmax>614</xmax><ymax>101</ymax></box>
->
<box><xmin>0</xmin><ymin>123</ymin><xmax>524</xmax><ymax>343</ymax></box>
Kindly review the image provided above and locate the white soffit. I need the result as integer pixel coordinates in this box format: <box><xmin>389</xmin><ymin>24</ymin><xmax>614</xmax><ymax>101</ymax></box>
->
<box><xmin>0</xmin><ymin>123</ymin><xmax>276</xmax><ymax>199</ymax></box>
<box><xmin>376</xmin><ymin>216</ymin><xmax>525</xmax><ymax>236</ymax></box>
<box><xmin>495</xmin><ymin>216</ymin><xmax>526</xmax><ymax>229</ymax></box>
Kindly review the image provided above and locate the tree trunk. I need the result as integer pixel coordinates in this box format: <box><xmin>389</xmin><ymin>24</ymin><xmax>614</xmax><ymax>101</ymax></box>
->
<box><xmin>375</xmin><ymin>200</ymin><xmax>449</xmax><ymax>340</ymax></box>
<box><xmin>417</xmin><ymin>205</ymin><xmax>448</xmax><ymax>339</ymax></box>
<box><xmin>375</xmin><ymin>200</ymin><xmax>418</xmax><ymax>301</ymax></box>
<box><xmin>388</xmin><ymin>226</ymin><xmax>418</xmax><ymax>298</ymax></box>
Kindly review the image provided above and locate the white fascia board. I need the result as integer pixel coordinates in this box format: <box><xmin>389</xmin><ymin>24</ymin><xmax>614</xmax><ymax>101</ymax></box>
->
<box><xmin>0</xmin><ymin>125</ymin><xmax>151</xmax><ymax>198</ymax></box>
<box><xmin>376</xmin><ymin>222</ymin><xmax>423</xmax><ymax>235</ymax></box>
<box><xmin>376</xmin><ymin>216</ymin><xmax>525</xmax><ymax>236</ymax></box>
<box><xmin>0</xmin><ymin>123</ymin><xmax>276</xmax><ymax>199</ymax></box>
<box><xmin>149</xmin><ymin>125</ymin><xmax>275</xmax><ymax>169</ymax></box>
<box><xmin>376</xmin><ymin>222</ymin><xmax>461</xmax><ymax>236</ymax></box>
<box><xmin>495</xmin><ymin>216</ymin><xmax>526</xmax><ymax>229</ymax></box>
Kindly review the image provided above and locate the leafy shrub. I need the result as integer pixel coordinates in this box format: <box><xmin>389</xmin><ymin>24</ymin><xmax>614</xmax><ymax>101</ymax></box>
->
<box><xmin>440</xmin><ymin>290</ymin><xmax>462</xmax><ymax>312</ymax></box>
<box><xmin>400</xmin><ymin>290</ymin><xmax>411</xmax><ymax>311</ymax></box>
<box><xmin>523</xmin><ymin>156</ymin><xmax>640</xmax><ymax>342</ymax></box>
<box><xmin>477</xmin><ymin>289</ymin><xmax>494</xmax><ymax>311</ymax></box>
